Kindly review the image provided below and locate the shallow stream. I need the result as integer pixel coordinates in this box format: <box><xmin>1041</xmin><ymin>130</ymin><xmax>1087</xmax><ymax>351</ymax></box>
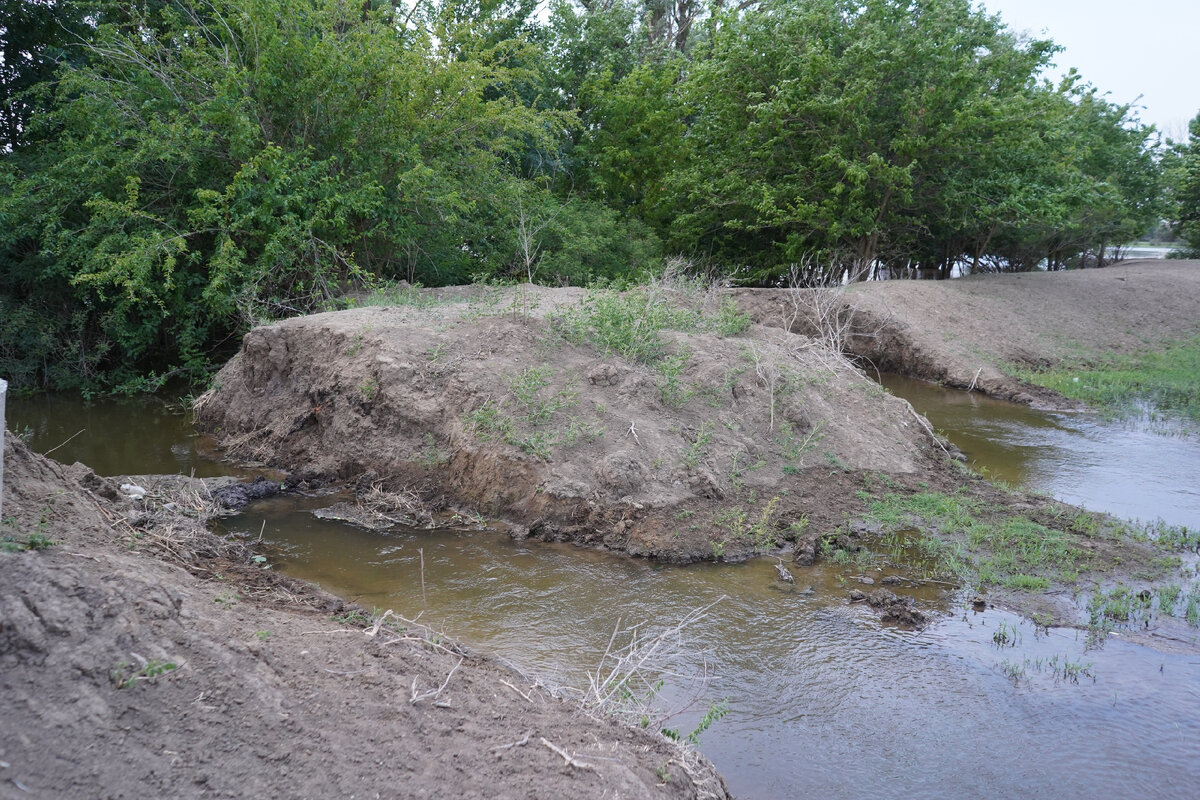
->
<box><xmin>9</xmin><ymin>389</ymin><xmax>1200</xmax><ymax>798</ymax></box>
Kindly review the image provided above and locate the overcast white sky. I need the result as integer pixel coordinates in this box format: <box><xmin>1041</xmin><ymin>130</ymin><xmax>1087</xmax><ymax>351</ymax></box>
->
<box><xmin>976</xmin><ymin>0</ymin><xmax>1199</xmax><ymax>138</ymax></box>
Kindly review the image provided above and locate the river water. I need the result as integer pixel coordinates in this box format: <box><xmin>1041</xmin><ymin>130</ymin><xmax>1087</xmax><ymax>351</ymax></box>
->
<box><xmin>880</xmin><ymin>375</ymin><xmax>1200</xmax><ymax>529</ymax></box>
<box><xmin>8</xmin><ymin>390</ymin><xmax>1200</xmax><ymax>798</ymax></box>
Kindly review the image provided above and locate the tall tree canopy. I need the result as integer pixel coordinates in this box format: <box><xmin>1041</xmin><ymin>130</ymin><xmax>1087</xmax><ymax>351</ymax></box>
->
<box><xmin>0</xmin><ymin>0</ymin><xmax>1168</xmax><ymax>390</ymax></box>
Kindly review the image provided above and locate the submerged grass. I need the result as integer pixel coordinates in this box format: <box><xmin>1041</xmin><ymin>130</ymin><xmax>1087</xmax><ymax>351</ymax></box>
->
<box><xmin>1014</xmin><ymin>335</ymin><xmax>1200</xmax><ymax>421</ymax></box>
<box><xmin>864</xmin><ymin>491</ymin><xmax>1087</xmax><ymax>591</ymax></box>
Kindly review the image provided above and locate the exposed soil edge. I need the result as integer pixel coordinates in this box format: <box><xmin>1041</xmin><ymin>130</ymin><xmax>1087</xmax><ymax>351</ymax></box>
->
<box><xmin>193</xmin><ymin>298</ymin><xmax>938</xmax><ymax>565</ymax></box>
<box><xmin>730</xmin><ymin>288</ymin><xmax>1070</xmax><ymax>408</ymax></box>
<box><xmin>732</xmin><ymin>260</ymin><xmax>1200</xmax><ymax>410</ymax></box>
<box><xmin>0</xmin><ymin>432</ymin><xmax>731</xmax><ymax>799</ymax></box>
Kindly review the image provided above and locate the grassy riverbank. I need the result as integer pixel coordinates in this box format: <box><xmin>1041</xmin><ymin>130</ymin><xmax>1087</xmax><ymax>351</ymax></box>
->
<box><xmin>1013</xmin><ymin>335</ymin><xmax>1200</xmax><ymax>422</ymax></box>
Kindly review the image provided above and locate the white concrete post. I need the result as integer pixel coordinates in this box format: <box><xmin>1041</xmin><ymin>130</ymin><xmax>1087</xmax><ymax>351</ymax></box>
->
<box><xmin>0</xmin><ymin>378</ymin><xmax>7</xmax><ymax>524</ymax></box>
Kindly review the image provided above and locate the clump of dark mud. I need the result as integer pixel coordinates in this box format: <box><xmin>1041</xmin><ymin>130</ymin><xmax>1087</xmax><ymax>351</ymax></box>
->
<box><xmin>849</xmin><ymin>588</ymin><xmax>930</xmax><ymax>629</ymax></box>
<box><xmin>212</xmin><ymin>474</ymin><xmax>281</xmax><ymax>509</ymax></box>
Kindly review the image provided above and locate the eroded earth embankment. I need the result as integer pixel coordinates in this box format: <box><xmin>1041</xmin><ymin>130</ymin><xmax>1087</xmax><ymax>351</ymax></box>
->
<box><xmin>733</xmin><ymin>259</ymin><xmax>1200</xmax><ymax>407</ymax></box>
<box><xmin>0</xmin><ymin>434</ymin><xmax>730</xmax><ymax>799</ymax></box>
<box><xmin>194</xmin><ymin>285</ymin><xmax>940</xmax><ymax>562</ymax></box>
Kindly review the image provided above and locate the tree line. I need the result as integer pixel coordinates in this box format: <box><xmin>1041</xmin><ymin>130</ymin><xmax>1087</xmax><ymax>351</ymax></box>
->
<box><xmin>0</xmin><ymin>0</ymin><xmax>1192</xmax><ymax>390</ymax></box>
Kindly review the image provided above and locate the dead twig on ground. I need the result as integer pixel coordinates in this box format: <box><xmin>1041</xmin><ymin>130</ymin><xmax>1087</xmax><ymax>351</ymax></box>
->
<box><xmin>540</xmin><ymin>738</ymin><xmax>598</xmax><ymax>772</ymax></box>
<box><xmin>500</xmin><ymin>678</ymin><xmax>535</xmax><ymax>704</ymax></box>
<box><xmin>410</xmin><ymin>656</ymin><xmax>464</xmax><ymax>705</ymax></box>
<box><xmin>365</xmin><ymin>609</ymin><xmax>394</xmax><ymax>637</ymax></box>
<box><xmin>905</xmin><ymin>405</ymin><xmax>951</xmax><ymax>457</ymax></box>
<box><xmin>490</xmin><ymin>732</ymin><xmax>532</xmax><ymax>752</ymax></box>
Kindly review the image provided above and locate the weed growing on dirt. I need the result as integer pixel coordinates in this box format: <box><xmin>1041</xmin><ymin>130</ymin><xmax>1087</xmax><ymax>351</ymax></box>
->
<box><xmin>656</xmin><ymin>349</ymin><xmax>694</xmax><ymax>408</ymax></box>
<box><xmin>358</xmin><ymin>377</ymin><xmax>380</xmax><ymax>403</ymax></box>
<box><xmin>683</xmin><ymin>421</ymin><xmax>716</xmax><ymax>469</ymax></box>
<box><xmin>333</xmin><ymin>609</ymin><xmax>372</xmax><ymax>626</ymax></box>
<box><xmin>355</xmin><ymin>280</ymin><xmax>448</xmax><ymax>310</ymax></box>
<box><xmin>506</xmin><ymin>365</ymin><xmax>579</xmax><ymax>424</ymax></box>
<box><xmin>728</xmin><ymin>450</ymin><xmax>766</xmax><ymax>497</ymax></box>
<box><xmin>1</xmin><ymin>532</ymin><xmax>54</xmax><ymax>553</ymax></box>
<box><xmin>713</xmin><ymin>495</ymin><xmax>783</xmax><ymax>553</ymax></box>
<box><xmin>417</xmin><ymin>432</ymin><xmax>450</xmax><ymax>468</ymax></box>
<box><xmin>552</xmin><ymin>287</ymin><xmax>696</xmax><ymax>363</ymax></box>
<box><xmin>823</xmin><ymin>451</ymin><xmax>849</xmax><ymax>473</ymax></box>
<box><xmin>549</xmin><ymin>280</ymin><xmax>750</xmax><ymax>411</ymax></box>
<box><xmin>464</xmin><ymin>365</ymin><xmax>602</xmax><ymax>461</ymax></box>
<box><xmin>112</xmin><ymin>658</ymin><xmax>179</xmax><ymax>689</ymax></box>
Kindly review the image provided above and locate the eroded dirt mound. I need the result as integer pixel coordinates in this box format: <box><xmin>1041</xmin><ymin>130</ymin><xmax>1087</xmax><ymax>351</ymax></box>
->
<box><xmin>195</xmin><ymin>285</ymin><xmax>938</xmax><ymax>561</ymax></box>
<box><xmin>0</xmin><ymin>434</ymin><xmax>729</xmax><ymax>799</ymax></box>
<box><xmin>734</xmin><ymin>259</ymin><xmax>1200</xmax><ymax>406</ymax></box>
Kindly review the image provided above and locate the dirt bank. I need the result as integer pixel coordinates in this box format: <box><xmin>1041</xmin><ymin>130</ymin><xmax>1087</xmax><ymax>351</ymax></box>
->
<box><xmin>0</xmin><ymin>434</ymin><xmax>729</xmax><ymax>799</ymax></box>
<box><xmin>195</xmin><ymin>283</ymin><xmax>939</xmax><ymax>563</ymax></box>
<box><xmin>734</xmin><ymin>259</ymin><xmax>1200</xmax><ymax>406</ymax></box>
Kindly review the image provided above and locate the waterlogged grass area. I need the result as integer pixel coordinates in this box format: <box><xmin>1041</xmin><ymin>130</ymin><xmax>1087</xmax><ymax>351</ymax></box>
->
<box><xmin>845</xmin><ymin>486</ymin><xmax>1200</xmax><ymax>631</ymax></box>
<box><xmin>1015</xmin><ymin>335</ymin><xmax>1200</xmax><ymax>422</ymax></box>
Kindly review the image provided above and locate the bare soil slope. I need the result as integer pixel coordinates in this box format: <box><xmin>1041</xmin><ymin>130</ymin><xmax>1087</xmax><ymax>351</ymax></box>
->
<box><xmin>0</xmin><ymin>434</ymin><xmax>728</xmax><ymax>799</ymax></box>
<box><xmin>734</xmin><ymin>259</ymin><xmax>1200</xmax><ymax>406</ymax></box>
<box><xmin>195</xmin><ymin>284</ymin><xmax>938</xmax><ymax>562</ymax></box>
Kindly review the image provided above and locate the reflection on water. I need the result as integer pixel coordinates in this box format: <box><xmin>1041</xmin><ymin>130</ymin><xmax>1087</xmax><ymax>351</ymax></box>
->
<box><xmin>6</xmin><ymin>394</ymin><xmax>239</xmax><ymax>478</ymax></box>
<box><xmin>221</xmin><ymin>499</ymin><xmax>1200</xmax><ymax>800</ymax></box>
<box><xmin>880</xmin><ymin>375</ymin><xmax>1200</xmax><ymax>528</ymax></box>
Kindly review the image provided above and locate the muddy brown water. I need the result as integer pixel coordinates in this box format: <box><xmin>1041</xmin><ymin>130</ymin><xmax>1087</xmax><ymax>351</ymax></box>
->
<box><xmin>880</xmin><ymin>375</ymin><xmax>1200</xmax><ymax>529</ymax></box>
<box><xmin>8</xmin><ymin>393</ymin><xmax>1200</xmax><ymax>798</ymax></box>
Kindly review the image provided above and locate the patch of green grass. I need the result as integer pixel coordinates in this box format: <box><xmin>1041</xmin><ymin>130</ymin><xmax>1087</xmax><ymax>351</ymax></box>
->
<box><xmin>551</xmin><ymin>287</ymin><xmax>699</xmax><ymax>364</ymax></box>
<box><xmin>864</xmin><ymin>491</ymin><xmax>1087</xmax><ymax>589</ymax></box>
<box><xmin>1</xmin><ymin>532</ymin><xmax>54</xmax><ymax>553</ymax></box>
<box><xmin>1013</xmin><ymin>335</ymin><xmax>1200</xmax><ymax>421</ymax></box>
<box><xmin>355</xmin><ymin>280</ymin><xmax>448</xmax><ymax>309</ymax></box>
<box><xmin>464</xmin><ymin>366</ymin><xmax>601</xmax><ymax>461</ymax></box>
<box><xmin>112</xmin><ymin>658</ymin><xmax>179</xmax><ymax>689</ymax></box>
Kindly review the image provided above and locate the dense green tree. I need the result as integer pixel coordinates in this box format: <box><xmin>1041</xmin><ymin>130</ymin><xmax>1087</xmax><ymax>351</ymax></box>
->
<box><xmin>1168</xmin><ymin>111</ymin><xmax>1200</xmax><ymax>257</ymax></box>
<box><xmin>0</xmin><ymin>0</ymin><xmax>1169</xmax><ymax>390</ymax></box>
<box><xmin>0</xmin><ymin>0</ymin><xmax>646</xmax><ymax>389</ymax></box>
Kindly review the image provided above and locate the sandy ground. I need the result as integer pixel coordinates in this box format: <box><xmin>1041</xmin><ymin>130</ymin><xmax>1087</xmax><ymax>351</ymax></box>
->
<box><xmin>0</xmin><ymin>435</ymin><xmax>729</xmax><ymax>800</ymax></box>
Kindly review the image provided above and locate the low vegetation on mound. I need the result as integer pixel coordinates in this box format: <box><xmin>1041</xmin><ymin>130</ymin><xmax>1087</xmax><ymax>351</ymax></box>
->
<box><xmin>195</xmin><ymin>277</ymin><xmax>932</xmax><ymax>563</ymax></box>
